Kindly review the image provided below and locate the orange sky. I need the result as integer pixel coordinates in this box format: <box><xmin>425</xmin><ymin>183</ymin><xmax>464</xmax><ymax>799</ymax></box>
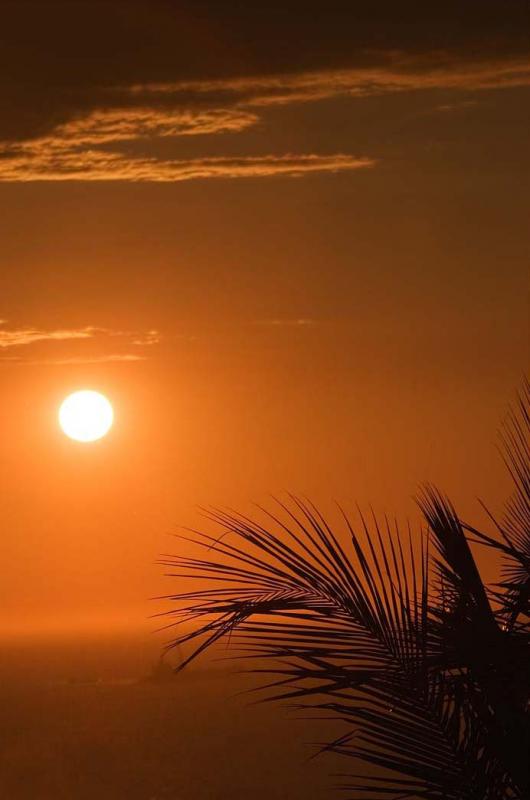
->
<box><xmin>0</xmin><ymin>2</ymin><xmax>528</xmax><ymax>636</ymax></box>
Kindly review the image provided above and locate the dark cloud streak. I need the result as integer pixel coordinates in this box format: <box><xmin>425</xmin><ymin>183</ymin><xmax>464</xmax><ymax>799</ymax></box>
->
<box><xmin>1</xmin><ymin>1</ymin><xmax>528</xmax><ymax>141</ymax></box>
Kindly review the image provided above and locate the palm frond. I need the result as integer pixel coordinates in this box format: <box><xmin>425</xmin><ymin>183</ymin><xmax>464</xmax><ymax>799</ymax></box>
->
<box><xmin>417</xmin><ymin>488</ymin><xmax>530</xmax><ymax>796</ymax></box>
<box><xmin>160</xmin><ymin>498</ymin><xmax>521</xmax><ymax>798</ymax></box>
<box><xmin>464</xmin><ymin>379</ymin><xmax>530</xmax><ymax>628</ymax></box>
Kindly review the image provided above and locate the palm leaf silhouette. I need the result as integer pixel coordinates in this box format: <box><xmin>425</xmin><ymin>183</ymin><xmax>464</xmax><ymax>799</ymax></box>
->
<box><xmin>160</xmin><ymin>384</ymin><xmax>530</xmax><ymax>798</ymax></box>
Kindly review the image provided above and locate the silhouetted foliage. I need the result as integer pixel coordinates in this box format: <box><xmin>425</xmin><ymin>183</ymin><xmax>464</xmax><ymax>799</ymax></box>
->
<box><xmin>160</xmin><ymin>379</ymin><xmax>530</xmax><ymax>799</ymax></box>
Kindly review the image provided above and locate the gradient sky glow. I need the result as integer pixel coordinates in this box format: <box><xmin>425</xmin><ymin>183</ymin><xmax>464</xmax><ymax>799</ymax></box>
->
<box><xmin>0</xmin><ymin>1</ymin><xmax>528</xmax><ymax>636</ymax></box>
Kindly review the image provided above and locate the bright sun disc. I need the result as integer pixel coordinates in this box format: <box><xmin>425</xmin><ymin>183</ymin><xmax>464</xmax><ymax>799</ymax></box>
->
<box><xmin>59</xmin><ymin>390</ymin><xmax>114</xmax><ymax>442</ymax></box>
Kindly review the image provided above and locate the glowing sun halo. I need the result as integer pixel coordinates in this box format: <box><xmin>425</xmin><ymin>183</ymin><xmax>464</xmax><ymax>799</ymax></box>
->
<box><xmin>59</xmin><ymin>390</ymin><xmax>114</xmax><ymax>442</ymax></box>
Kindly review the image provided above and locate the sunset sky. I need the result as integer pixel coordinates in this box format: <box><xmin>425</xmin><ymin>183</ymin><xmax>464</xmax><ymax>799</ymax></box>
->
<box><xmin>1</xmin><ymin>2</ymin><xmax>528</xmax><ymax>637</ymax></box>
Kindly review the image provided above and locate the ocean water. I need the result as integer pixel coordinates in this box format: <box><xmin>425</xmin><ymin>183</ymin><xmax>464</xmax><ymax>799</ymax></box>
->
<box><xmin>0</xmin><ymin>635</ymin><xmax>341</xmax><ymax>799</ymax></box>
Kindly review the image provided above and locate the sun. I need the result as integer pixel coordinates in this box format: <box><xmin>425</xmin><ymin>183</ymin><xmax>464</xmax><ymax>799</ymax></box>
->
<box><xmin>59</xmin><ymin>390</ymin><xmax>114</xmax><ymax>442</ymax></box>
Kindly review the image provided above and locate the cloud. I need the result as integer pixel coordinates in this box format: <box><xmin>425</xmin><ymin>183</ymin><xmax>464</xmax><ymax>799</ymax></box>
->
<box><xmin>0</xmin><ymin>86</ymin><xmax>373</xmax><ymax>182</ymax></box>
<box><xmin>0</xmin><ymin>322</ymin><xmax>161</xmax><ymax>365</ymax></box>
<box><xmin>0</xmin><ymin>53</ymin><xmax>528</xmax><ymax>183</ymax></box>
<box><xmin>0</xmin><ymin>323</ymin><xmax>161</xmax><ymax>348</ymax></box>
<box><xmin>132</xmin><ymin>55</ymin><xmax>530</xmax><ymax>105</ymax></box>
<box><xmin>0</xmin><ymin>150</ymin><xmax>374</xmax><ymax>182</ymax></box>
<box><xmin>131</xmin><ymin>330</ymin><xmax>161</xmax><ymax>346</ymax></box>
<box><xmin>255</xmin><ymin>318</ymin><xmax>317</xmax><ymax>327</ymax></box>
<box><xmin>17</xmin><ymin>107</ymin><xmax>258</xmax><ymax>150</ymax></box>
<box><xmin>26</xmin><ymin>354</ymin><xmax>146</xmax><ymax>366</ymax></box>
<box><xmin>0</xmin><ymin>325</ymin><xmax>99</xmax><ymax>348</ymax></box>
<box><xmin>431</xmin><ymin>100</ymin><xmax>481</xmax><ymax>113</ymax></box>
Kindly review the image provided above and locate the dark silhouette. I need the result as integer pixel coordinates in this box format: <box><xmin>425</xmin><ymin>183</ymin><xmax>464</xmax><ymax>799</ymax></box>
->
<box><xmin>161</xmin><ymin>379</ymin><xmax>530</xmax><ymax>799</ymax></box>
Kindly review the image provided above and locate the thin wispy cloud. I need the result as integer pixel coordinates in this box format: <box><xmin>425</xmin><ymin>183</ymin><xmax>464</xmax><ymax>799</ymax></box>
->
<box><xmin>430</xmin><ymin>100</ymin><xmax>481</xmax><ymax>113</ymax></box>
<box><xmin>133</xmin><ymin>55</ymin><xmax>530</xmax><ymax>104</ymax></box>
<box><xmin>131</xmin><ymin>330</ymin><xmax>161</xmax><ymax>346</ymax></box>
<box><xmin>47</xmin><ymin>108</ymin><xmax>258</xmax><ymax>145</ymax></box>
<box><xmin>255</xmin><ymin>318</ymin><xmax>317</xmax><ymax>327</ymax></box>
<box><xmin>2</xmin><ymin>354</ymin><xmax>147</xmax><ymax>365</ymax></box>
<box><xmin>0</xmin><ymin>322</ymin><xmax>161</xmax><ymax>364</ymax></box>
<box><xmin>0</xmin><ymin>323</ymin><xmax>160</xmax><ymax>349</ymax></box>
<box><xmin>30</xmin><ymin>354</ymin><xmax>146</xmax><ymax>365</ymax></box>
<box><xmin>0</xmin><ymin>325</ymin><xmax>99</xmax><ymax>349</ymax></box>
<box><xmin>0</xmin><ymin>53</ymin><xmax>528</xmax><ymax>183</ymax></box>
<box><xmin>0</xmin><ymin>151</ymin><xmax>374</xmax><ymax>182</ymax></box>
